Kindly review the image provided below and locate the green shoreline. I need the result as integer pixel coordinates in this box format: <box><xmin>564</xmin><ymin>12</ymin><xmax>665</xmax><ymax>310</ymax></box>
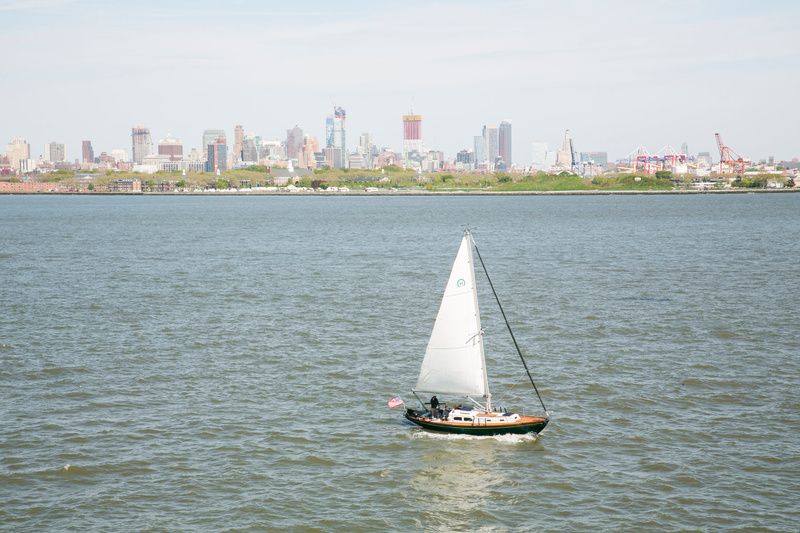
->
<box><xmin>2</xmin><ymin>188</ymin><xmax>797</xmax><ymax>196</ymax></box>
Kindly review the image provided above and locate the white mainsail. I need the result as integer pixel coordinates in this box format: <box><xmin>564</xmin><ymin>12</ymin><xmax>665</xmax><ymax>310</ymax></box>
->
<box><xmin>415</xmin><ymin>232</ymin><xmax>490</xmax><ymax>400</ymax></box>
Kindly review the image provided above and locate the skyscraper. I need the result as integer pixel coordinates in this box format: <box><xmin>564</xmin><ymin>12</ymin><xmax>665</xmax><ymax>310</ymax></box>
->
<box><xmin>556</xmin><ymin>129</ymin><xmax>573</xmax><ymax>168</ymax></box>
<box><xmin>202</xmin><ymin>129</ymin><xmax>226</xmax><ymax>159</ymax></box>
<box><xmin>131</xmin><ymin>126</ymin><xmax>153</xmax><ymax>164</ymax></box>
<box><xmin>45</xmin><ymin>142</ymin><xmax>65</xmax><ymax>162</ymax></box>
<box><xmin>206</xmin><ymin>137</ymin><xmax>227</xmax><ymax>173</ymax></box>
<box><xmin>359</xmin><ymin>133</ymin><xmax>374</xmax><ymax>168</ymax></box>
<box><xmin>498</xmin><ymin>120</ymin><xmax>512</xmax><ymax>168</ymax></box>
<box><xmin>325</xmin><ymin>107</ymin><xmax>347</xmax><ymax>168</ymax></box>
<box><xmin>325</xmin><ymin>116</ymin><xmax>334</xmax><ymax>148</ymax></box>
<box><xmin>333</xmin><ymin>107</ymin><xmax>346</xmax><ymax>167</ymax></box>
<box><xmin>286</xmin><ymin>125</ymin><xmax>304</xmax><ymax>162</ymax></box>
<box><xmin>303</xmin><ymin>136</ymin><xmax>319</xmax><ymax>169</ymax></box>
<box><xmin>233</xmin><ymin>125</ymin><xmax>244</xmax><ymax>163</ymax></box>
<box><xmin>82</xmin><ymin>140</ymin><xmax>94</xmax><ymax>163</ymax></box>
<box><xmin>402</xmin><ymin>113</ymin><xmax>423</xmax><ymax>162</ymax></box>
<box><xmin>474</xmin><ymin>135</ymin><xmax>486</xmax><ymax>166</ymax></box>
<box><xmin>485</xmin><ymin>126</ymin><xmax>499</xmax><ymax>169</ymax></box>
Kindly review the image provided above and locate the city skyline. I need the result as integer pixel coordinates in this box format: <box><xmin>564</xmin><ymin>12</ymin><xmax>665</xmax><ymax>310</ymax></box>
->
<box><xmin>1</xmin><ymin>0</ymin><xmax>798</xmax><ymax>163</ymax></box>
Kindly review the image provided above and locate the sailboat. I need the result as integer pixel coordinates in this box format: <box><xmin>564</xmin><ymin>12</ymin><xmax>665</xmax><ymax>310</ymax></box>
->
<box><xmin>404</xmin><ymin>229</ymin><xmax>550</xmax><ymax>436</ymax></box>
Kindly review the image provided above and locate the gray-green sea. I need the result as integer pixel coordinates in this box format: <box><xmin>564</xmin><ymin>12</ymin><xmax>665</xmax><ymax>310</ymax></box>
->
<box><xmin>1</xmin><ymin>194</ymin><xmax>798</xmax><ymax>531</ymax></box>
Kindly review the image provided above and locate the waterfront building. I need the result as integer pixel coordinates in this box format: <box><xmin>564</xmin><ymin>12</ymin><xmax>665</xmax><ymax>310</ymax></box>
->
<box><xmin>107</xmin><ymin>179</ymin><xmax>142</xmax><ymax>192</ymax></box>
<box><xmin>233</xmin><ymin>125</ymin><xmax>244</xmax><ymax>163</ymax></box>
<box><xmin>358</xmin><ymin>133</ymin><xmax>374</xmax><ymax>168</ymax></box>
<box><xmin>142</xmin><ymin>154</ymin><xmax>172</xmax><ymax>169</ymax></box>
<box><xmin>474</xmin><ymin>135</ymin><xmax>486</xmax><ymax>167</ymax></box>
<box><xmin>332</xmin><ymin>107</ymin><xmax>347</xmax><ymax>168</ymax></box>
<box><xmin>402</xmin><ymin>114</ymin><xmax>423</xmax><ymax>164</ymax></box>
<box><xmin>325</xmin><ymin>106</ymin><xmax>347</xmax><ymax>168</ymax></box>
<box><xmin>141</xmin><ymin>154</ymin><xmax>205</xmax><ymax>173</ymax></box>
<box><xmin>325</xmin><ymin>116</ymin><xmax>334</xmax><ymax>148</ymax></box>
<box><xmin>545</xmin><ymin>151</ymin><xmax>558</xmax><ymax>169</ymax></box>
<box><xmin>261</xmin><ymin>141</ymin><xmax>283</xmax><ymax>161</ymax></box>
<box><xmin>303</xmin><ymin>136</ymin><xmax>320</xmax><ymax>169</ymax></box>
<box><xmin>19</xmin><ymin>158</ymin><xmax>36</xmax><ymax>173</ymax></box>
<box><xmin>556</xmin><ymin>129</ymin><xmax>573</xmax><ymax>168</ymax></box>
<box><xmin>286</xmin><ymin>125</ymin><xmax>304</xmax><ymax>163</ymax></box>
<box><xmin>241</xmin><ymin>135</ymin><xmax>258</xmax><ymax>164</ymax></box>
<box><xmin>358</xmin><ymin>133</ymin><xmax>372</xmax><ymax>154</ymax></box>
<box><xmin>45</xmin><ymin>142</ymin><xmax>65</xmax><ymax>163</ymax></box>
<box><xmin>348</xmin><ymin>152</ymin><xmax>366</xmax><ymax>169</ymax></box>
<box><xmin>499</xmin><ymin>120</ymin><xmax>512</xmax><ymax>168</ymax></box>
<box><xmin>206</xmin><ymin>137</ymin><xmax>227</xmax><ymax>173</ymax></box>
<box><xmin>157</xmin><ymin>134</ymin><xmax>183</xmax><ymax>161</ymax></box>
<box><xmin>131</xmin><ymin>126</ymin><xmax>153</xmax><ymax>164</ymax></box>
<box><xmin>82</xmin><ymin>140</ymin><xmax>94</xmax><ymax>163</ymax></box>
<box><xmin>324</xmin><ymin>107</ymin><xmax>347</xmax><ymax>168</ymax></box>
<box><xmin>202</xmin><ymin>129</ymin><xmax>226</xmax><ymax>159</ymax></box>
<box><xmin>456</xmin><ymin>149</ymin><xmax>474</xmax><ymax>167</ymax></box>
<box><xmin>6</xmin><ymin>137</ymin><xmax>31</xmax><ymax>171</ymax></box>
<box><xmin>485</xmin><ymin>126</ymin><xmax>499</xmax><ymax>170</ymax></box>
<box><xmin>697</xmin><ymin>151</ymin><xmax>712</xmax><ymax>167</ymax></box>
<box><xmin>421</xmin><ymin>150</ymin><xmax>444</xmax><ymax>172</ymax></box>
<box><xmin>375</xmin><ymin>149</ymin><xmax>399</xmax><ymax>168</ymax></box>
<box><xmin>324</xmin><ymin>146</ymin><xmax>343</xmax><ymax>169</ymax></box>
<box><xmin>580</xmin><ymin>151</ymin><xmax>608</xmax><ymax>168</ymax></box>
<box><xmin>110</xmin><ymin>149</ymin><xmax>128</xmax><ymax>163</ymax></box>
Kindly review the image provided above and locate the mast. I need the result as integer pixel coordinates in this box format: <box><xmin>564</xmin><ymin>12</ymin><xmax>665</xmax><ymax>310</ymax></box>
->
<box><xmin>471</xmin><ymin>233</ymin><xmax>548</xmax><ymax>415</ymax></box>
<box><xmin>465</xmin><ymin>229</ymin><xmax>491</xmax><ymax>411</ymax></box>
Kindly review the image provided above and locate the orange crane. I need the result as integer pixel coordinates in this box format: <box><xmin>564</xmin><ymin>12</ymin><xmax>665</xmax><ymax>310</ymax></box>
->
<box><xmin>715</xmin><ymin>133</ymin><xmax>749</xmax><ymax>175</ymax></box>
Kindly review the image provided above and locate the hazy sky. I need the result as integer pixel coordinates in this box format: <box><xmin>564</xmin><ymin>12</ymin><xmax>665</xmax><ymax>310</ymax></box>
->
<box><xmin>2</xmin><ymin>0</ymin><xmax>798</xmax><ymax>164</ymax></box>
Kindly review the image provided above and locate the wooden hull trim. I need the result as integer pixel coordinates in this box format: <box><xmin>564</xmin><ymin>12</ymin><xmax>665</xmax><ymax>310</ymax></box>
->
<box><xmin>404</xmin><ymin>411</ymin><xmax>548</xmax><ymax>436</ymax></box>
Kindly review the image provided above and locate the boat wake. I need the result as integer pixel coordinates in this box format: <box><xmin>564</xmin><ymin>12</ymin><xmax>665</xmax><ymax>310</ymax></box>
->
<box><xmin>409</xmin><ymin>429</ymin><xmax>540</xmax><ymax>445</ymax></box>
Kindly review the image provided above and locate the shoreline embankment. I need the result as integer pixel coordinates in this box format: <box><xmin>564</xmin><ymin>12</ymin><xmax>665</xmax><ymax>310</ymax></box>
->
<box><xmin>1</xmin><ymin>188</ymin><xmax>798</xmax><ymax>197</ymax></box>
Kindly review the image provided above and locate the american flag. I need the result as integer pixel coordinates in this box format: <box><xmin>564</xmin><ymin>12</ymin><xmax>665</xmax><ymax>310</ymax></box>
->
<box><xmin>387</xmin><ymin>396</ymin><xmax>404</xmax><ymax>409</ymax></box>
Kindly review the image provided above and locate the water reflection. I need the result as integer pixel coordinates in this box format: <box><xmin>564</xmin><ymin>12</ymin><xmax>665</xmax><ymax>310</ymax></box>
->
<box><xmin>408</xmin><ymin>432</ymin><xmax>519</xmax><ymax>532</ymax></box>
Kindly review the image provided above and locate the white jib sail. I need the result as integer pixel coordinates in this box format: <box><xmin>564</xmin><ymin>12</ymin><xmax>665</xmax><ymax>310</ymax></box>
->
<box><xmin>415</xmin><ymin>233</ymin><xmax>489</xmax><ymax>399</ymax></box>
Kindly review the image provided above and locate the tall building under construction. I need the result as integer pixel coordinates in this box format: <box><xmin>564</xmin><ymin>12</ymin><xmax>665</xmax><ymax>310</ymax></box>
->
<box><xmin>131</xmin><ymin>126</ymin><xmax>152</xmax><ymax>164</ymax></box>
<box><xmin>402</xmin><ymin>113</ymin><xmax>422</xmax><ymax>163</ymax></box>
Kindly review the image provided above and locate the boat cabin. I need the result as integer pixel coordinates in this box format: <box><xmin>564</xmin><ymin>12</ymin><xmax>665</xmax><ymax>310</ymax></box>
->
<box><xmin>434</xmin><ymin>405</ymin><xmax>522</xmax><ymax>425</ymax></box>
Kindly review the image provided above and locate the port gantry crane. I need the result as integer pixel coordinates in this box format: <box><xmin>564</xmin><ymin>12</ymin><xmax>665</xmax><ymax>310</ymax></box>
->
<box><xmin>715</xmin><ymin>133</ymin><xmax>749</xmax><ymax>175</ymax></box>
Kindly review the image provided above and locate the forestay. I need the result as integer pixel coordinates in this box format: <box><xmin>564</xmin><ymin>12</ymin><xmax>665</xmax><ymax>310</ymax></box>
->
<box><xmin>415</xmin><ymin>233</ymin><xmax>489</xmax><ymax>399</ymax></box>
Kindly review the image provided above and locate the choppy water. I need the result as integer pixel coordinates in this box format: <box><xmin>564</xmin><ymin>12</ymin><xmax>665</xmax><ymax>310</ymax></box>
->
<box><xmin>1</xmin><ymin>194</ymin><xmax>799</xmax><ymax>531</ymax></box>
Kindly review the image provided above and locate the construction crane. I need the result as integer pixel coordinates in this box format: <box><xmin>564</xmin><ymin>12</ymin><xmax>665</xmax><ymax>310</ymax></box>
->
<box><xmin>569</xmin><ymin>138</ymin><xmax>577</xmax><ymax>174</ymax></box>
<box><xmin>715</xmin><ymin>133</ymin><xmax>749</xmax><ymax>175</ymax></box>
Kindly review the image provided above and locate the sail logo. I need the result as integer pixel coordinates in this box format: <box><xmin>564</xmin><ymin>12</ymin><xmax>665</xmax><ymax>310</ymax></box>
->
<box><xmin>456</xmin><ymin>279</ymin><xmax>466</xmax><ymax>287</ymax></box>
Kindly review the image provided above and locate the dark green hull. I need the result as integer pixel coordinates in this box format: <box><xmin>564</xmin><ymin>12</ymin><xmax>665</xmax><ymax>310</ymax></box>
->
<box><xmin>404</xmin><ymin>411</ymin><xmax>548</xmax><ymax>436</ymax></box>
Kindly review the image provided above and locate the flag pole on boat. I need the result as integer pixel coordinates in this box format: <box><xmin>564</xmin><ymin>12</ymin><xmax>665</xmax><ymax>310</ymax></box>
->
<box><xmin>470</xmin><ymin>232</ymin><xmax>549</xmax><ymax>416</ymax></box>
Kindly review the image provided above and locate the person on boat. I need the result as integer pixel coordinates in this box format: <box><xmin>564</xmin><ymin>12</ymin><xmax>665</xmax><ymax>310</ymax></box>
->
<box><xmin>430</xmin><ymin>395</ymin><xmax>439</xmax><ymax>418</ymax></box>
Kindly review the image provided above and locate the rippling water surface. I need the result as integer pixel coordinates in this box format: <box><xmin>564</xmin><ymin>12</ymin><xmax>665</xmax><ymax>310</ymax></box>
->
<box><xmin>1</xmin><ymin>194</ymin><xmax>798</xmax><ymax>531</ymax></box>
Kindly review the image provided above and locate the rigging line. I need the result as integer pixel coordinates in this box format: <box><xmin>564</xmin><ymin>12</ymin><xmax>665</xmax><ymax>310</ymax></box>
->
<box><xmin>472</xmin><ymin>239</ymin><xmax>548</xmax><ymax>415</ymax></box>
